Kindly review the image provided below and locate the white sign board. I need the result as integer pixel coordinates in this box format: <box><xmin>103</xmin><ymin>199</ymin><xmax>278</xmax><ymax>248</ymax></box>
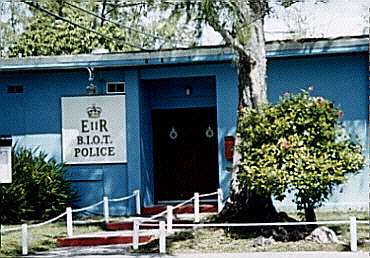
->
<box><xmin>62</xmin><ymin>95</ymin><xmax>127</xmax><ymax>164</ymax></box>
<box><xmin>0</xmin><ymin>146</ymin><xmax>12</xmax><ymax>183</ymax></box>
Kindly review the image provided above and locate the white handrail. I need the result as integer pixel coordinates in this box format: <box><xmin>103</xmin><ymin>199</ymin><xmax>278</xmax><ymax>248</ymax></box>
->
<box><xmin>134</xmin><ymin>190</ymin><xmax>368</xmax><ymax>254</ymax></box>
<box><xmin>21</xmin><ymin>224</ymin><xmax>28</xmax><ymax>255</ymax></box>
<box><xmin>356</xmin><ymin>220</ymin><xmax>369</xmax><ymax>224</ymax></box>
<box><xmin>152</xmin><ymin>218</ymin><xmax>368</xmax><ymax>254</ymax></box>
<box><xmin>172</xmin><ymin>197</ymin><xmax>194</xmax><ymax>210</ymax></box>
<box><xmin>139</xmin><ymin>189</ymin><xmax>221</xmax><ymax>224</ymax></box>
<box><xmin>66</xmin><ymin>207</ymin><xmax>73</xmax><ymax>237</ymax></box>
<box><xmin>137</xmin><ymin>220</ymin><xmax>370</xmax><ymax>228</ymax></box>
<box><xmin>72</xmin><ymin>191</ymin><xmax>137</xmax><ymax>213</ymax></box>
<box><xmin>198</xmin><ymin>191</ymin><xmax>218</xmax><ymax>198</ymax></box>
<box><xmin>72</xmin><ymin>200</ymin><xmax>104</xmax><ymax>213</ymax></box>
<box><xmin>142</xmin><ymin>210</ymin><xmax>168</xmax><ymax>222</ymax></box>
<box><xmin>194</xmin><ymin>193</ymin><xmax>200</xmax><ymax>223</ymax></box>
<box><xmin>72</xmin><ymin>218</ymin><xmax>105</xmax><ymax>224</ymax></box>
<box><xmin>3</xmin><ymin>188</ymin><xmax>368</xmax><ymax>255</ymax></box>
<box><xmin>159</xmin><ymin>221</ymin><xmax>166</xmax><ymax>254</ymax></box>
<box><xmin>169</xmin><ymin>220</ymin><xmax>361</xmax><ymax>227</ymax></box>
<box><xmin>1</xmin><ymin>225</ymin><xmax>22</xmax><ymax>233</ymax></box>
<box><xmin>350</xmin><ymin>217</ymin><xmax>357</xmax><ymax>251</ymax></box>
<box><xmin>2</xmin><ymin>211</ymin><xmax>67</xmax><ymax>233</ymax></box>
<box><xmin>2</xmin><ymin>191</ymin><xmax>139</xmax><ymax>234</ymax></box>
<box><xmin>139</xmin><ymin>195</ymin><xmax>196</xmax><ymax>223</ymax></box>
<box><xmin>110</xmin><ymin>193</ymin><xmax>136</xmax><ymax>202</ymax></box>
<box><xmin>28</xmin><ymin>212</ymin><xmax>67</xmax><ymax>229</ymax></box>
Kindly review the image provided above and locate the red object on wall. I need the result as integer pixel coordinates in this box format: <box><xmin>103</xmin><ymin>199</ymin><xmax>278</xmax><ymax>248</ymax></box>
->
<box><xmin>224</xmin><ymin>136</ymin><xmax>235</xmax><ymax>161</ymax></box>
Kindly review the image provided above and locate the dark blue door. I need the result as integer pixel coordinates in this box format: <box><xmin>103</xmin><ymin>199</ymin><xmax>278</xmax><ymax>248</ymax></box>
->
<box><xmin>152</xmin><ymin>107</ymin><xmax>219</xmax><ymax>201</ymax></box>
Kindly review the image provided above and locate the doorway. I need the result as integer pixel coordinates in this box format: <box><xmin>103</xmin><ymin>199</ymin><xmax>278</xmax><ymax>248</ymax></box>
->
<box><xmin>152</xmin><ymin>107</ymin><xmax>219</xmax><ymax>201</ymax></box>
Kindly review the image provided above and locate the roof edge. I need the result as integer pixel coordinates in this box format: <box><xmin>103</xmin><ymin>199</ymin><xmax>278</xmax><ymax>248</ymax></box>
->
<box><xmin>0</xmin><ymin>35</ymin><xmax>367</xmax><ymax>71</ymax></box>
<box><xmin>266</xmin><ymin>34</ymin><xmax>368</xmax><ymax>58</ymax></box>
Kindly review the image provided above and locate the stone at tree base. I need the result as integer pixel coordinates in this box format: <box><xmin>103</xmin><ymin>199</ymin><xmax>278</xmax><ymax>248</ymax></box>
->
<box><xmin>305</xmin><ymin>226</ymin><xmax>339</xmax><ymax>243</ymax></box>
<box><xmin>218</xmin><ymin>188</ymin><xmax>314</xmax><ymax>242</ymax></box>
<box><xmin>217</xmin><ymin>189</ymin><xmax>317</xmax><ymax>242</ymax></box>
<box><xmin>253</xmin><ymin>236</ymin><xmax>275</xmax><ymax>247</ymax></box>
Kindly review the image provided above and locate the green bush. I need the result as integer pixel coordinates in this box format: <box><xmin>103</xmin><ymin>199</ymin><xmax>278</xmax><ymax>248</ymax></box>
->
<box><xmin>1</xmin><ymin>147</ymin><xmax>75</xmax><ymax>224</ymax></box>
<box><xmin>237</xmin><ymin>90</ymin><xmax>365</xmax><ymax>221</ymax></box>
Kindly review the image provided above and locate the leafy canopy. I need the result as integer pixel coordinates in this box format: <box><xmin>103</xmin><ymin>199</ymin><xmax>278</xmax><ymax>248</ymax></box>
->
<box><xmin>10</xmin><ymin>1</ymin><xmax>137</xmax><ymax>56</ymax></box>
<box><xmin>9</xmin><ymin>0</ymin><xmax>199</xmax><ymax>56</ymax></box>
<box><xmin>8</xmin><ymin>0</ymin><xmax>273</xmax><ymax>57</ymax></box>
<box><xmin>237</xmin><ymin>90</ymin><xmax>364</xmax><ymax>211</ymax></box>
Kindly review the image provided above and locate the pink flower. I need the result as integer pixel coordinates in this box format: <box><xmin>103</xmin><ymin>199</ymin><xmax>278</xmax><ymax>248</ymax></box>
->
<box><xmin>338</xmin><ymin>110</ymin><xmax>344</xmax><ymax>118</ymax></box>
<box><xmin>281</xmin><ymin>139</ymin><xmax>290</xmax><ymax>150</ymax></box>
<box><xmin>316</xmin><ymin>96</ymin><xmax>324</xmax><ymax>105</ymax></box>
<box><xmin>283</xmin><ymin>92</ymin><xmax>290</xmax><ymax>97</ymax></box>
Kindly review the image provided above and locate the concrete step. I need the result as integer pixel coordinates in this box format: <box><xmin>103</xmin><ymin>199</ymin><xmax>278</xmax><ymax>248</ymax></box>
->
<box><xmin>57</xmin><ymin>231</ymin><xmax>154</xmax><ymax>247</ymax></box>
<box><xmin>57</xmin><ymin>204</ymin><xmax>217</xmax><ymax>247</ymax></box>
<box><xmin>105</xmin><ymin>219</ymin><xmax>194</xmax><ymax>231</ymax></box>
<box><xmin>142</xmin><ymin>204</ymin><xmax>217</xmax><ymax>215</ymax></box>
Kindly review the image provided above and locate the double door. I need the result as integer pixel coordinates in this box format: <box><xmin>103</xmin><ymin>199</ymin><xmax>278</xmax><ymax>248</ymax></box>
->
<box><xmin>152</xmin><ymin>107</ymin><xmax>219</xmax><ymax>201</ymax></box>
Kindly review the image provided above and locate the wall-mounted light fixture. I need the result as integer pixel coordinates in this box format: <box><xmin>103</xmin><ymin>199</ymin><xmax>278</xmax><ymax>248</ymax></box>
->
<box><xmin>185</xmin><ymin>85</ymin><xmax>192</xmax><ymax>96</ymax></box>
<box><xmin>86</xmin><ymin>67</ymin><xmax>97</xmax><ymax>95</ymax></box>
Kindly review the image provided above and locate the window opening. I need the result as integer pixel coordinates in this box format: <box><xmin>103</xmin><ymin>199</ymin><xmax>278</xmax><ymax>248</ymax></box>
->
<box><xmin>106</xmin><ymin>82</ymin><xmax>125</xmax><ymax>94</ymax></box>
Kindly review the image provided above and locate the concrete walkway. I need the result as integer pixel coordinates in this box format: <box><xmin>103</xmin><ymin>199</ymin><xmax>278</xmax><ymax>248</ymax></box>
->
<box><xmin>27</xmin><ymin>249</ymin><xmax>369</xmax><ymax>258</ymax></box>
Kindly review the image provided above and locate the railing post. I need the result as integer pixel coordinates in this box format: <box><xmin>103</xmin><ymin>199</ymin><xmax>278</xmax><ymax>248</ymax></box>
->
<box><xmin>167</xmin><ymin>205</ymin><xmax>173</xmax><ymax>234</ymax></box>
<box><xmin>217</xmin><ymin>188</ymin><xmax>223</xmax><ymax>213</ymax></box>
<box><xmin>66</xmin><ymin>207</ymin><xmax>73</xmax><ymax>237</ymax></box>
<box><xmin>134</xmin><ymin>190</ymin><xmax>141</xmax><ymax>215</ymax></box>
<box><xmin>194</xmin><ymin>192</ymin><xmax>200</xmax><ymax>223</ymax></box>
<box><xmin>103</xmin><ymin>196</ymin><xmax>109</xmax><ymax>223</ymax></box>
<box><xmin>21</xmin><ymin>224</ymin><xmax>28</xmax><ymax>255</ymax></box>
<box><xmin>159</xmin><ymin>221</ymin><xmax>166</xmax><ymax>254</ymax></box>
<box><xmin>133</xmin><ymin>219</ymin><xmax>139</xmax><ymax>250</ymax></box>
<box><xmin>350</xmin><ymin>216</ymin><xmax>357</xmax><ymax>252</ymax></box>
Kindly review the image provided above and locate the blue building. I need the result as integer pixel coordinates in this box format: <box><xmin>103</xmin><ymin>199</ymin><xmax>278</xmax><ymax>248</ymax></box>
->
<box><xmin>0</xmin><ymin>35</ymin><xmax>367</xmax><ymax>214</ymax></box>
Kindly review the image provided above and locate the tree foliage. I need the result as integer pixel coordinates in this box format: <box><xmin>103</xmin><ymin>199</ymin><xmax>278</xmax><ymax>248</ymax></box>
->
<box><xmin>1</xmin><ymin>147</ymin><xmax>75</xmax><ymax>224</ymax></box>
<box><xmin>237</xmin><ymin>90</ymin><xmax>364</xmax><ymax>221</ymax></box>
<box><xmin>10</xmin><ymin>1</ymin><xmax>134</xmax><ymax>56</ymax></box>
<box><xmin>0</xmin><ymin>1</ymin><xmax>31</xmax><ymax>56</ymax></box>
<box><xmin>4</xmin><ymin>0</ymin><xmax>302</xmax><ymax>58</ymax></box>
<box><xmin>10</xmin><ymin>12</ymin><xmax>131</xmax><ymax>56</ymax></box>
<box><xmin>9</xmin><ymin>0</ymin><xmax>200</xmax><ymax>57</ymax></box>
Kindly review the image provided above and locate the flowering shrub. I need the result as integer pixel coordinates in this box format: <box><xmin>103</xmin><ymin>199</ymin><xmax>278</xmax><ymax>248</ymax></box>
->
<box><xmin>237</xmin><ymin>90</ymin><xmax>364</xmax><ymax>221</ymax></box>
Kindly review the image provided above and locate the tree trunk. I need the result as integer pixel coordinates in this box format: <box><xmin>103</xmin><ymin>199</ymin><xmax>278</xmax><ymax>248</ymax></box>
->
<box><xmin>304</xmin><ymin>206</ymin><xmax>317</xmax><ymax>222</ymax></box>
<box><xmin>204</xmin><ymin>0</ymin><xmax>311</xmax><ymax>240</ymax></box>
<box><xmin>218</xmin><ymin>1</ymin><xmax>277</xmax><ymax>223</ymax></box>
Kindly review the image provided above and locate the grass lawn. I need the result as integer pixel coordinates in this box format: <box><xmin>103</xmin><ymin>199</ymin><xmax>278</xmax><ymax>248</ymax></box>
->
<box><xmin>0</xmin><ymin>222</ymin><xmax>101</xmax><ymax>257</ymax></box>
<box><xmin>138</xmin><ymin>210</ymin><xmax>369</xmax><ymax>254</ymax></box>
<box><xmin>1</xmin><ymin>211</ymin><xmax>368</xmax><ymax>256</ymax></box>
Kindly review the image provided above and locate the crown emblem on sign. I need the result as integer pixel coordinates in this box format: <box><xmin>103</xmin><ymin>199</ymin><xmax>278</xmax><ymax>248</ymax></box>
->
<box><xmin>87</xmin><ymin>104</ymin><xmax>102</xmax><ymax>118</ymax></box>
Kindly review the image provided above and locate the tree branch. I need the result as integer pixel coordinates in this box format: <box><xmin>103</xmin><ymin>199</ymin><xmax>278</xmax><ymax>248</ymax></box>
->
<box><xmin>100</xmin><ymin>0</ymin><xmax>107</xmax><ymax>26</ymax></box>
<box><xmin>203</xmin><ymin>7</ymin><xmax>245</xmax><ymax>53</ymax></box>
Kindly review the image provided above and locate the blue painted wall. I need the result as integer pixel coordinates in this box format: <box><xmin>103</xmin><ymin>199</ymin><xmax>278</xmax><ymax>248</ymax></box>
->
<box><xmin>0</xmin><ymin>50</ymin><xmax>367</xmax><ymax>215</ymax></box>
<box><xmin>267</xmin><ymin>53</ymin><xmax>367</xmax><ymax>120</ymax></box>
<box><xmin>0</xmin><ymin>69</ymin><xmax>132</xmax><ymax>215</ymax></box>
<box><xmin>267</xmin><ymin>52</ymin><xmax>368</xmax><ymax>210</ymax></box>
<box><xmin>0</xmin><ymin>62</ymin><xmax>239</xmax><ymax>215</ymax></box>
<box><xmin>145</xmin><ymin>76</ymin><xmax>216</xmax><ymax>109</ymax></box>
